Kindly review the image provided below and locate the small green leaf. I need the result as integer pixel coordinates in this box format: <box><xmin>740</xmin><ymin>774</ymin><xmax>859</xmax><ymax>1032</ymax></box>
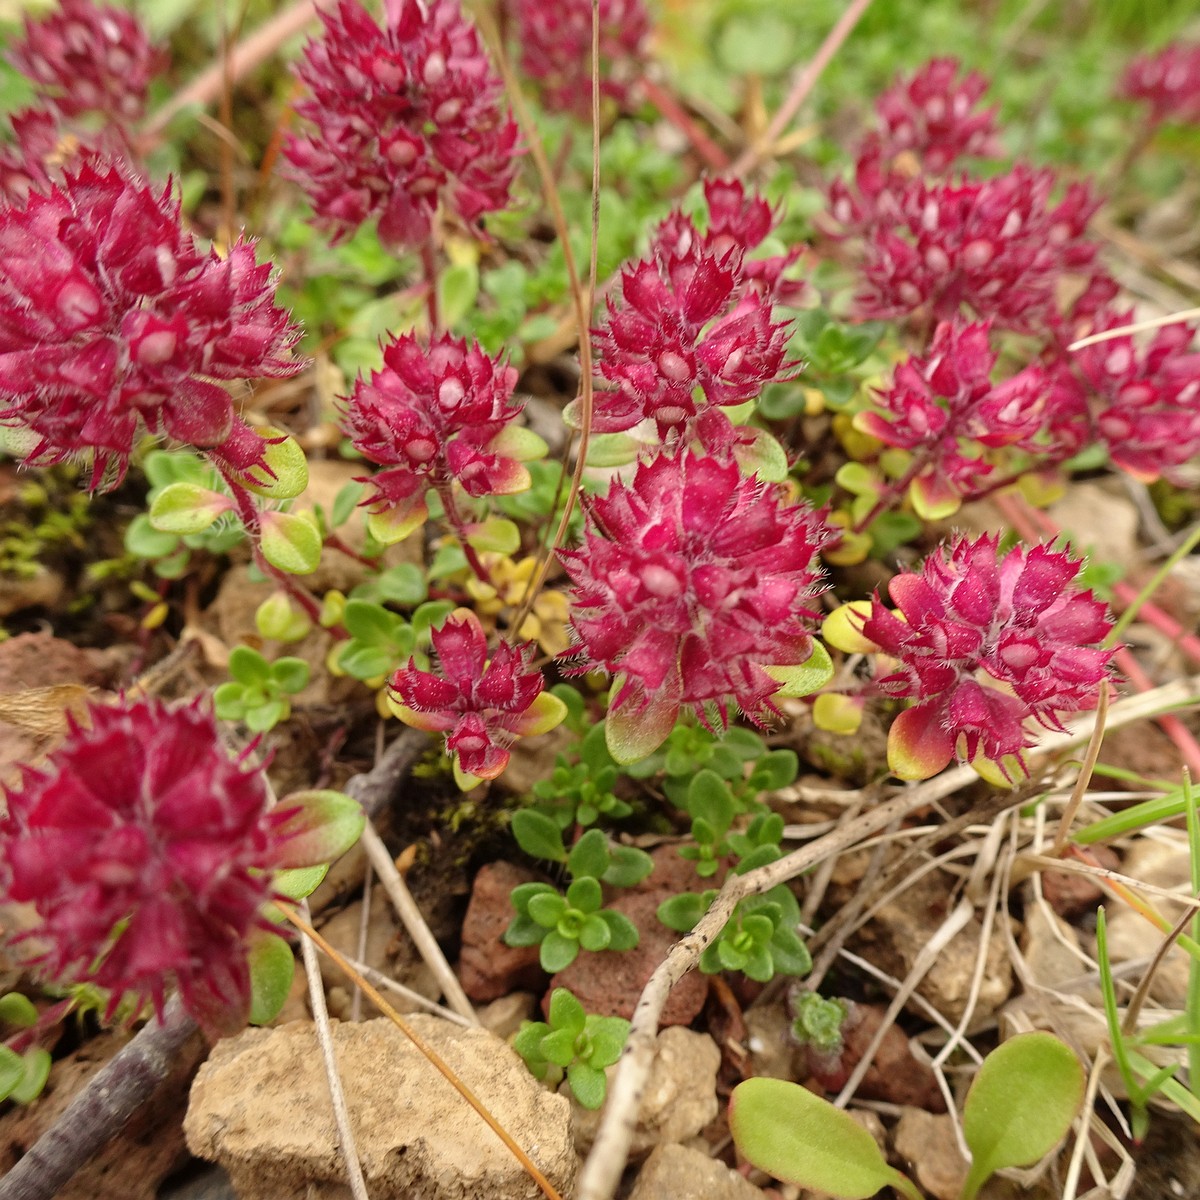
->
<box><xmin>438</xmin><ymin>260</ymin><xmax>479</xmax><ymax>329</ymax></box>
<box><xmin>605</xmin><ymin>681</ymin><xmax>678</xmax><ymax>764</ymax></box>
<box><xmin>331</xmin><ymin>481</ymin><xmax>365</xmax><ymax>528</ymax></box>
<box><xmin>256</xmin><ymin>593</ymin><xmax>312</xmax><ymax>642</ymax></box>
<box><xmin>272</xmin><ymin>864</ymin><xmax>329</xmax><ymax>900</ymax></box>
<box><xmin>0</xmin><ymin>1046</ymin><xmax>24</xmax><ymax>1099</ymax></box>
<box><xmin>567</xmin><ymin>1062</ymin><xmax>608</xmax><ymax>1110</ymax></box>
<box><xmin>374</xmin><ymin>563</ymin><xmax>428</xmax><ymax>606</ymax></box>
<box><xmin>125</xmin><ymin>513</ymin><xmax>181</xmax><ymax>558</ymax></box>
<box><xmin>763</xmin><ymin>640</ymin><xmax>834</xmax><ymax>698</ymax></box>
<box><xmin>504</xmin><ymin>914</ymin><xmax>547</xmax><ymax>947</ymax></box>
<box><xmin>657</xmin><ymin>891</ymin><xmax>711</xmax><ymax>933</ymax></box>
<box><xmin>586</xmin><ymin>1017</ymin><xmax>629</xmax><ymax>1067</ymax></box>
<box><xmin>465</xmin><ymin>516</ymin><xmax>520</xmax><ymax>555</ymax></box>
<box><xmin>0</xmin><ymin>993</ymin><xmax>38</xmax><ymax>1028</ymax></box>
<box><xmin>10</xmin><ymin>1047</ymin><xmax>51</xmax><ymax>1103</ymax></box>
<box><xmin>259</xmin><ymin>510</ymin><xmax>322</xmax><ymax>574</ymax></box>
<box><xmin>565</xmin><ymin>876</ymin><xmax>602</xmax><ymax>913</ymax></box>
<box><xmin>578</xmin><ymin>914</ymin><xmax>613</xmax><ymax>952</ymax></box>
<box><xmin>512</xmin><ymin>809</ymin><xmax>568</xmax><ymax>863</ymax></box>
<box><xmin>270</xmin><ymin>657</ymin><xmax>311</xmax><ymax>695</ymax></box>
<box><xmin>541</xmin><ymin>931</ymin><xmax>580</xmax><ymax>972</ymax></box>
<box><xmin>247</xmin><ymin>931</ymin><xmax>296</xmax><ymax>1025</ymax></box>
<box><xmin>730</xmin><ymin>1077</ymin><xmax>920</xmax><ymax>1200</ymax></box>
<box><xmin>597</xmin><ymin>909</ymin><xmax>638</xmax><ymax>951</ymax></box>
<box><xmin>584</xmin><ymin>433</ymin><xmax>642</xmax><ymax>467</ymax></box>
<box><xmin>567</xmin><ymin>829</ymin><xmax>611</xmax><ymax>881</ymax></box>
<box><xmin>528</xmin><ymin>891</ymin><xmax>569</xmax><ymax>927</ymax></box>
<box><xmin>602</xmin><ymin>845</ymin><xmax>654</xmax><ymax>889</ymax></box>
<box><xmin>547</xmin><ymin>986</ymin><xmax>586</xmax><ymax>1034</ymax></box>
<box><xmin>367</xmin><ymin>500</ymin><xmax>427</xmax><ymax>546</ymax></box>
<box><xmin>148</xmin><ymin>482</ymin><xmax>233</xmax><ymax>535</ymax></box>
<box><xmin>229</xmin><ymin>645</ymin><xmax>271</xmax><ymax>686</ymax></box>
<box><xmin>961</xmin><ymin>1032</ymin><xmax>1084</xmax><ymax>1200</ymax></box>
<box><xmin>541</xmin><ymin>1027</ymin><xmax>579</xmax><ymax>1068</ymax></box>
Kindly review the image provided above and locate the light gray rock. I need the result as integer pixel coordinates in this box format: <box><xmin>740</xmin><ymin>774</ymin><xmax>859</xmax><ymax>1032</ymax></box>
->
<box><xmin>572</xmin><ymin>1026</ymin><xmax>720</xmax><ymax>1157</ymax></box>
<box><xmin>627</xmin><ymin>1142</ymin><xmax>762</xmax><ymax>1200</ymax></box>
<box><xmin>184</xmin><ymin>1016</ymin><xmax>576</xmax><ymax>1200</ymax></box>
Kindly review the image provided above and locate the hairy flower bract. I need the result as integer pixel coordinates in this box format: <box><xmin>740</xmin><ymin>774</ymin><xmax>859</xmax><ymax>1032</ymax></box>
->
<box><xmin>858</xmin><ymin>535</ymin><xmax>1116</xmax><ymax>779</ymax></box>
<box><xmin>561</xmin><ymin>451</ymin><xmax>831</xmax><ymax>760</ymax></box>
<box><xmin>389</xmin><ymin>609</ymin><xmax>563</xmax><ymax>780</ymax></box>
<box><xmin>0</xmin><ymin>162</ymin><xmax>302</xmax><ymax>491</ymax></box>
<box><xmin>0</xmin><ymin>697</ymin><xmax>290</xmax><ymax>1032</ymax></box>
<box><xmin>284</xmin><ymin>0</ymin><xmax>518</xmax><ymax>247</ymax></box>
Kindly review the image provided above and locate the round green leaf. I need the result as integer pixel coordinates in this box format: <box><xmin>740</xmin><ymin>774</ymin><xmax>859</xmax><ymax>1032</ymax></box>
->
<box><xmin>10</xmin><ymin>1047</ymin><xmax>51</xmax><ymax>1104</ymax></box>
<box><xmin>512</xmin><ymin>809</ymin><xmax>568</xmax><ymax>863</ymax></box>
<box><xmin>547</xmin><ymin>986</ymin><xmax>586</xmax><ymax>1034</ymax></box>
<box><xmin>259</xmin><ymin>510</ymin><xmax>322</xmax><ymax>575</ymax></box>
<box><xmin>540</xmin><ymin>930</ymin><xmax>580</xmax><ymax>972</ymax></box>
<box><xmin>148</xmin><ymin>482</ymin><xmax>233</xmax><ymax>535</ymax></box>
<box><xmin>567</xmin><ymin>829</ymin><xmax>611</xmax><ymax>881</ymax></box>
<box><xmin>567</xmin><ymin>1062</ymin><xmax>608</xmax><ymax>1110</ymax></box>
<box><xmin>241</xmin><ymin>431</ymin><xmax>309</xmax><ymax>500</ymax></box>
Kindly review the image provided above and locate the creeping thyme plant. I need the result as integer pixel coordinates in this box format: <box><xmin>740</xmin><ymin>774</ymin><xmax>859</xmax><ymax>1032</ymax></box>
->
<box><xmin>0</xmin><ymin>0</ymin><xmax>1196</xmax><ymax>1193</ymax></box>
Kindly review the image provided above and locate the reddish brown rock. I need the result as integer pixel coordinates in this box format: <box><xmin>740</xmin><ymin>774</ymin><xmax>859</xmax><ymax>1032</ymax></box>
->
<box><xmin>549</xmin><ymin>846</ymin><xmax>709</xmax><ymax>1025</ymax></box>
<box><xmin>1043</xmin><ymin>844</ymin><xmax>1119</xmax><ymax>918</ymax></box>
<box><xmin>804</xmin><ymin>1002</ymin><xmax>945</xmax><ymax>1111</ymax></box>
<box><xmin>458</xmin><ymin>861</ymin><xmax>547</xmax><ymax>1002</ymax></box>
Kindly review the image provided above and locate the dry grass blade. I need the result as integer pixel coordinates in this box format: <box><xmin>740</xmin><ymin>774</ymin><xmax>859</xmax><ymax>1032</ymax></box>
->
<box><xmin>298</xmin><ymin>897</ymin><xmax>370</xmax><ymax>1200</ymax></box>
<box><xmin>287</xmin><ymin>910</ymin><xmax>564</xmax><ymax>1200</ymax></box>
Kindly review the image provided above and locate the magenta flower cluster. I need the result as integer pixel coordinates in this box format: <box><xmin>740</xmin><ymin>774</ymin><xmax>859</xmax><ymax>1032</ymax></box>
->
<box><xmin>588</xmin><ymin>178</ymin><xmax>799</xmax><ymax>455</ymax></box>
<box><xmin>857</xmin><ymin>320</ymin><xmax>1085</xmax><ymax>513</ymax></box>
<box><xmin>561</xmin><ymin>452</ymin><xmax>830</xmax><ymax>749</ymax></box>
<box><xmin>0</xmin><ymin>163</ymin><xmax>302</xmax><ymax>491</ymax></box>
<box><xmin>858</xmin><ymin>535</ymin><xmax>1115</xmax><ymax>779</ymax></box>
<box><xmin>284</xmin><ymin>0</ymin><xmax>518</xmax><ymax>249</ymax></box>
<box><xmin>1119</xmin><ymin>42</ymin><xmax>1200</xmax><ymax>126</ymax></box>
<box><xmin>0</xmin><ymin>0</ymin><xmax>163</xmax><ymax>204</ymax></box>
<box><xmin>341</xmin><ymin>331</ymin><xmax>528</xmax><ymax>521</ymax></box>
<box><xmin>1072</xmin><ymin>310</ymin><xmax>1200</xmax><ymax>484</ymax></box>
<box><xmin>8</xmin><ymin>0</ymin><xmax>164</xmax><ymax>127</ymax></box>
<box><xmin>511</xmin><ymin>0</ymin><xmax>650</xmax><ymax>118</ymax></box>
<box><xmin>827</xmin><ymin>60</ymin><xmax>1107</xmax><ymax>340</ymax></box>
<box><xmin>0</xmin><ymin>697</ymin><xmax>292</xmax><ymax>1032</ymax></box>
<box><xmin>390</xmin><ymin>610</ymin><xmax>555</xmax><ymax>780</ymax></box>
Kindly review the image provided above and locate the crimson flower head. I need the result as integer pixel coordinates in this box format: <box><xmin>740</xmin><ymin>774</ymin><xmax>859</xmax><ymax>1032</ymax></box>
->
<box><xmin>512</xmin><ymin>0</ymin><xmax>650</xmax><ymax>117</ymax></box>
<box><xmin>341</xmin><ymin>332</ymin><xmax>538</xmax><ymax>537</ymax></box>
<box><xmin>560</xmin><ymin>451</ymin><xmax>832</xmax><ymax>762</ymax></box>
<box><xmin>855</xmin><ymin>535</ymin><xmax>1115</xmax><ymax>780</ymax></box>
<box><xmin>389</xmin><ymin>609</ymin><xmax>565</xmax><ymax>781</ymax></box>
<box><xmin>284</xmin><ymin>0</ymin><xmax>518</xmax><ymax>248</ymax></box>
<box><xmin>1073</xmin><ymin>309</ymin><xmax>1200</xmax><ymax>484</ymax></box>
<box><xmin>848</xmin><ymin>165</ymin><xmax>1102</xmax><ymax>336</ymax></box>
<box><xmin>872</xmin><ymin>58</ymin><xmax>1001</xmax><ymax>175</ymax></box>
<box><xmin>0</xmin><ymin>162</ymin><xmax>303</xmax><ymax>491</ymax></box>
<box><xmin>587</xmin><ymin>190</ymin><xmax>796</xmax><ymax>453</ymax></box>
<box><xmin>1119</xmin><ymin>42</ymin><xmax>1200</xmax><ymax>126</ymax></box>
<box><xmin>8</xmin><ymin>0</ymin><xmax>165</xmax><ymax>127</ymax></box>
<box><xmin>0</xmin><ymin>696</ymin><xmax>292</xmax><ymax>1033</ymax></box>
<box><xmin>856</xmin><ymin>320</ymin><xmax>1075</xmax><ymax>517</ymax></box>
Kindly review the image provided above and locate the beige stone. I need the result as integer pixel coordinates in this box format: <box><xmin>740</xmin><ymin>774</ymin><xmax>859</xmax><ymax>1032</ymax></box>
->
<box><xmin>571</xmin><ymin>1027</ymin><xmax>720</xmax><ymax>1157</ymax></box>
<box><xmin>184</xmin><ymin>1016</ymin><xmax>576</xmax><ymax>1200</ymax></box>
<box><xmin>894</xmin><ymin>1108</ymin><xmax>968</xmax><ymax>1200</ymax></box>
<box><xmin>628</xmin><ymin>1142</ymin><xmax>762</xmax><ymax>1200</ymax></box>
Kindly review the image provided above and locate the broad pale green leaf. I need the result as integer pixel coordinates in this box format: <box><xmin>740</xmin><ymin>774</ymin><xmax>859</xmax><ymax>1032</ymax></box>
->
<box><xmin>961</xmin><ymin>1032</ymin><xmax>1084</xmax><ymax>1200</ymax></box>
<box><xmin>241</xmin><ymin>431</ymin><xmax>309</xmax><ymax>500</ymax></box>
<box><xmin>273</xmin><ymin>790</ymin><xmax>366</xmax><ymax>869</ymax></box>
<box><xmin>764</xmin><ymin>640</ymin><xmax>834</xmax><ymax>698</ymax></box>
<box><xmin>730</xmin><ymin>1078</ymin><xmax>920</xmax><ymax>1199</ymax></box>
<box><xmin>511</xmin><ymin>809</ymin><xmax>568</xmax><ymax>863</ymax></box>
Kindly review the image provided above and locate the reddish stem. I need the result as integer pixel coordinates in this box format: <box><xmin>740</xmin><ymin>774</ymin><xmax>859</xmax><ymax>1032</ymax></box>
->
<box><xmin>638</xmin><ymin>77</ymin><xmax>730</xmax><ymax>172</ymax></box>
<box><xmin>420</xmin><ymin>238</ymin><xmax>441</xmax><ymax>335</ymax></box>
<box><xmin>434</xmin><ymin>481</ymin><xmax>493</xmax><ymax>587</ymax></box>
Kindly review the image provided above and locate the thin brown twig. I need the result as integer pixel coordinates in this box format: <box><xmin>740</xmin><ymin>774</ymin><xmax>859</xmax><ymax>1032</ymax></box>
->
<box><xmin>730</xmin><ymin>0</ymin><xmax>875</xmax><ymax>177</ymax></box>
